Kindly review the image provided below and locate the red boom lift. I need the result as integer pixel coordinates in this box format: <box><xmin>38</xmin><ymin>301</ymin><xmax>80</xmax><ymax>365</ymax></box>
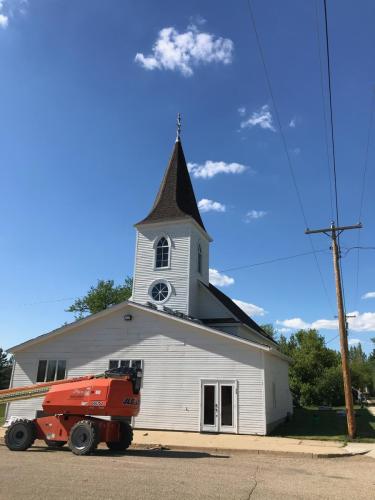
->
<box><xmin>0</xmin><ymin>366</ymin><xmax>142</xmax><ymax>455</ymax></box>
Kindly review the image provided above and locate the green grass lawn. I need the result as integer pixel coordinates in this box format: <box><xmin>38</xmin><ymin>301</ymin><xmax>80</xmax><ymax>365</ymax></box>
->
<box><xmin>272</xmin><ymin>407</ymin><xmax>375</xmax><ymax>443</ymax></box>
<box><xmin>0</xmin><ymin>405</ymin><xmax>5</xmax><ymax>426</ymax></box>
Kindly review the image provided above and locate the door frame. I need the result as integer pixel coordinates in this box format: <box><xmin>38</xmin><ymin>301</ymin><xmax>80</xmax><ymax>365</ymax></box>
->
<box><xmin>200</xmin><ymin>379</ymin><xmax>238</xmax><ymax>434</ymax></box>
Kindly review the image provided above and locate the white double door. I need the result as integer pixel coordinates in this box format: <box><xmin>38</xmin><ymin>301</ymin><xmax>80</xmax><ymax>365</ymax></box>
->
<box><xmin>200</xmin><ymin>380</ymin><xmax>238</xmax><ymax>433</ymax></box>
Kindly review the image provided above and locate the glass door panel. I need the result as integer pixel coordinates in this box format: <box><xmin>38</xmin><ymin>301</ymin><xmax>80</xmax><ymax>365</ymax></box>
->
<box><xmin>201</xmin><ymin>382</ymin><xmax>218</xmax><ymax>432</ymax></box>
<box><xmin>220</xmin><ymin>385</ymin><xmax>233</xmax><ymax>427</ymax></box>
<box><xmin>203</xmin><ymin>385</ymin><xmax>216</xmax><ymax>426</ymax></box>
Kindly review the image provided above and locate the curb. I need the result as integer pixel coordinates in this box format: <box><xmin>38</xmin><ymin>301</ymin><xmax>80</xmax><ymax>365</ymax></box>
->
<box><xmin>0</xmin><ymin>431</ymin><xmax>371</xmax><ymax>459</ymax></box>
<box><xmin>131</xmin><ymin>442</ymin><xmax>366</xmax><ymax>459</ymax></box>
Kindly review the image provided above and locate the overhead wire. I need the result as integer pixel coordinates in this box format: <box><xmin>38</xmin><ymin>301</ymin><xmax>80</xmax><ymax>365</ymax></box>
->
<box><xmin>322</xmin><ymin>0</ymin><xmax>340</xmax><ymax>227</ymax></box>
<box><xmin>314</xmin><ymin>0</ymin><xmax>335</xmax><ymax>221</ymax></box>
<box><xmin>220</xmin><ymin>248</ymin><xmax>329</xmax><ymax>273</ymax></box>
<box><xmin>322</xmin><ymin>0</ymin><xmax>349</xmax><ymax>319</ymax></box>
<box><xmin>246</xmin><ymin>0</ymin><xmax>335</xmax><ymax>314</ymax></box>
<box><xmin>355</xmin><ymin>88</ymin><xmax>375</xmax><ymax>308</ymax></box>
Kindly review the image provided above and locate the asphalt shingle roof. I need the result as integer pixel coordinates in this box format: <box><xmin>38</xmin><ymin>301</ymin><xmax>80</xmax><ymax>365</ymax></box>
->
<box><xmin>136</xmin><ymin>140</ymin><xmax>206</xmax><ymax>231</ymax></box>
<box><xmin>202</xmin><ymin>282</ymin><xmax>277</xmax><ymax>344</ymax></box>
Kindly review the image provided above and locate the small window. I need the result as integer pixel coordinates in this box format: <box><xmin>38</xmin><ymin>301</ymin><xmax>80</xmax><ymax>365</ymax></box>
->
<box><xmin>155</xmin><ymin>237</ymin><xmax>169</xmax><ymax>268</ymax></box>
<box><xmin>108</xmin><ymin>359</ymin><xmax>143</xmax><ymax>370</ymax></box>
<box><xmin>198</xmin><ymin>244</ymin><xmax>202</xmax><ymax>274</ymax></box>
<box><xmin>36</xmin><ymin>360</ymin><xmax>66</xmax><ymax>383</ymax></box>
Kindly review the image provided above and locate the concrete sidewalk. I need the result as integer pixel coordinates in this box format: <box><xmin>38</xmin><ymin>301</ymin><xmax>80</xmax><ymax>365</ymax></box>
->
<box><xmin>132</xmin><ymin>430</ymin><xmax>375</xmax><ymax>458</ymax></box>
<box><xmin>2</xmin><ymin>425</ymin><xmax>374</xmax><ymax>458</ymax></box>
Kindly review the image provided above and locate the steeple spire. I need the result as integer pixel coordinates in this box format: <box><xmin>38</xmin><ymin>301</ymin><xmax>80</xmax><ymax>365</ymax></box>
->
<box><xmin>176</xmin><ymin>113</ymin><xmax>181</xmax><ymax>142</ymax></box>
<box><xmin>136</xmin><ymin>130</ymin><xmax>206</xmax><ymax>232</ymax></box>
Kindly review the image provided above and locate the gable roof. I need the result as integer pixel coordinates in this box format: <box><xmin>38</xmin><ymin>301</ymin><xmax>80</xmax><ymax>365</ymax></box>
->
<box><xmin>136</xmin><ymin>140</ymin><xmax>206</xmax><ymax>231</ymax></box>
<box><xmin>201</xmin><ymin>282</ymin><xmax>277</xmax><ymax>344</ymax></box>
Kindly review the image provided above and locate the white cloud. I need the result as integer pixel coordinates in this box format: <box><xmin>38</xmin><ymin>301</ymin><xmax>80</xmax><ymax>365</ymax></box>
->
<box><xmin>245</xmin><ymin>210</ymin><xmax>267</xmax><ymax>222</ymax></box>
<box><xmin>362</xmin><ymin>292</ymin><xmax>375</xmax><ymax>300</ymax></box>
<box><xmin>278</xmin><ymin>327</ymin><xmax>292</xmax><ymax>334</ymax></box>
<box><xmin>0</xmin><ymin>0</ymin><xmax>26</xmax><ymax>27</ymax></box>
<box><xmin>188</xmin><ymin>15</ymin><xmax>206</xmax><ymax>29</ymax></box>
<box><xmin>135</xmin><ymin>24</ymin><xmax>234</xmax><ymax>77</ymax></box>
<box><xmin>0</xmin><ymin>13</ymin><xmax>8</xmax><ymax>27</ymax></box>
<box><xmin>198</xmin><ymin>199</ymin><xmax>226</xmax><ymax>213</ymax></box>
<box><xmin>277</xmin><ymin>311</ymin><xmax>375</xmax><ymax>333</ymax></box>
<box><xmin>240</xmin><ymin>105</ymin><xmax>276</xmax><ymax>132</ymax></box>
<box><xmin>238</xmin><ymin>106</ymin><xmax>246</xmax><ymax>116</ymax></box>
<box><xmin>188</xmin><ymin>160</ymin><xmax>248</xmax><ymax>179</ymax></box>
<box><xmin>289</xmin><ymin>117</ymin><xmax>296</xmax><ymax>128</ymax></box>
<box><xmin>277</xmin><ymin>318</ymin><xmax>310</xmax><ymax>330</ymax></box>
<box><xmin>348</xmin><ymin>338</ymin><xmax>362</xmax><ymax>346</ymax></box>
<box><xmin>209</xmin><ymin>268</ymin><xmax>234</xmax><ymax>287</ymax></box>
<box><xmin>233</xmin><ymin>299</ymin><xmax>266</xmax><ymax>317</ymax></box>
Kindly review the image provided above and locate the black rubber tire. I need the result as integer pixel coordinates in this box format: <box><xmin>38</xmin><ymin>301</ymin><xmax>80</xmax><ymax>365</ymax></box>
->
<box><xmin>68</xmin><ymin>420</ymin><xmax>99</xmax><ymax>456</ymax></box>
<box><xmin>4</xmin><ymin>419</ymin><xmax>37</xmax><ymax>451</ymax></box>
<box><xmin>106</xmin><ymin>421</ymin><xmax>133</xmax><ymax>451</ymax></box>
<box><xmin>45</xmin><ymin>440</ymin><xmax>66</xmax><ymax>448</ymax></box>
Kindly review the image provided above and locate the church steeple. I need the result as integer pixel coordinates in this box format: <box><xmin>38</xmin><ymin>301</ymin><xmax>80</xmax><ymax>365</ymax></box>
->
<box><xmin>132</xmin><ymin>118</ymin><xmax>210</xmax><ymax>316</ymax></box>
<box><xmin>136</xmin><ymin>117</ymin><xmax>206</xmax><ymax>231</ymax></box>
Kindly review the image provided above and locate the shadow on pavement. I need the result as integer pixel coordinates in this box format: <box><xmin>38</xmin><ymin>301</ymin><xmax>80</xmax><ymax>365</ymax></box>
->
<box><xmin>0</xmin><ymin>442</ymin><xmax>229</xmax><ymax>459</ymax></box>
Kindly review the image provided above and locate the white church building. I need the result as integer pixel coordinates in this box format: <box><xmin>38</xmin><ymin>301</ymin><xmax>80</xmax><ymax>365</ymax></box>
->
<box><xmin>5</xmin><ymin>127</ymin><xmax>292</xmax><ymax>435</ymax></box>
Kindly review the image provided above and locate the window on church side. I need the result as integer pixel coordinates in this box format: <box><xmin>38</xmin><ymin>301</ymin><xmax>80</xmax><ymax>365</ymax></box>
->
<box><xmin>155</xmin><ymin>237</ymin><xmax>169</xmax><ymax>268</ymax></box>
<box><xmin>198</xmin><ymin>244</ymin><xmax>202</xmax><ymax>274</ymax></box>
<box><xmin>36</xmin><ymin>360</ymin><xmax>66</xmax><ymax>383</ymax></box>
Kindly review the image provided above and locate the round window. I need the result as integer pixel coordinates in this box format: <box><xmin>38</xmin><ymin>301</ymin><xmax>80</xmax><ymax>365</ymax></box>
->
<box><xmin>151</xmin><ymin>281</ymin><xmax>169</xmax><ymax>302</ymax></box>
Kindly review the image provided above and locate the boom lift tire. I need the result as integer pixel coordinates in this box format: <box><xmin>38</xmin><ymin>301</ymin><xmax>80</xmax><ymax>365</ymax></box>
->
<box><xmin>5</xmin><ymin>419</ymin><xmax>37</xmax><ymax>451</ymax></box>
<box><xmin>106</xmin><ymin>421</ymin><xmax>133</xmax><ymax>451</ymax></box>
<box><xmin>45</xmin><ymin>440</ymin><xmax>66</xmax><ymax>448</ymax></box>
<box><xmin>68</xmin><ymin>420</ymin><xmax>99</xmax><ymax>456</ymax></box>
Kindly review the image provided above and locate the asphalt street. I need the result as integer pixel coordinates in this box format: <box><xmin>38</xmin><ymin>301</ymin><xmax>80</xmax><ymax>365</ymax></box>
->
<box><xmin>0</xmin><ymin>442</ymin><xmax>374</xmax><ymax>499</ymax></box>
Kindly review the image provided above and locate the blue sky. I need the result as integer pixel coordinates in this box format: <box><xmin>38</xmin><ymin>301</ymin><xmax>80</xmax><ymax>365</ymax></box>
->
<box><xmin>1</xmin><ymin>0</ymin><xmax>374</xmax><ymax>352</ymax></box>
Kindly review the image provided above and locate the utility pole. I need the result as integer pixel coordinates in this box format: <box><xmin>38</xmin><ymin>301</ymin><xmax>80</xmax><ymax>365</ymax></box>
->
<box><xmin>305</xmin><ymin>222</ymin><xmax>362</xmax><ymax>439</ymax></box>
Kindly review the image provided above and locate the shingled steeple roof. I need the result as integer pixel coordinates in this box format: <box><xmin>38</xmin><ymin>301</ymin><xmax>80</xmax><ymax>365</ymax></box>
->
<box><xmin>136</xmin><ymin>136</ymin><xmax>206</xmax><ymax>231</ymax></box>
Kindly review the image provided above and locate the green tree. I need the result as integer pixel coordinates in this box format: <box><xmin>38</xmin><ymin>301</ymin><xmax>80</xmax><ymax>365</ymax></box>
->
<box><xmin>280</xmin><ymin>329</ymin><xmax>342</xmax><ymax>406</ymax></box>
<box><xmin>349</xmin><ymin>343</ymin><xmax>367</xmax><ymax>363</ymax></box>
<box><xmin>368</xmin><ymin>338</ymin><xmax>375</xmax><ymax>362</ymax></box>
<box><xmin>349</xmin><ymin>342</ymin><xmax>373</xmax><ymax>393</ymax></box>
<box><xmin>67</xmin><ymin>277</ymin><xmax>133</xmax><ymax>319</ymax></box>
<box><xmin>0</xmin><ymin>348</ymin><xmax>13</xmax><ymax>390</ymax></box>
<box><xmin>260</xmin><ymin>324</ymin><xmax>277</xmax><ymax>338</ymax></box>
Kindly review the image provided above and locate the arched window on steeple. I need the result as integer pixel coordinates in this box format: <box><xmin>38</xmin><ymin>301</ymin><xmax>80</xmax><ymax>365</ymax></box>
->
<box><xmin>198</xmin><ymin>244</ymin><xmax>202</xmax><ymax>274</ymax></box>
<box><xmin>155</xmin><ymin>237</ymin><xmax>170</xmax><ymax>268</ymax></box>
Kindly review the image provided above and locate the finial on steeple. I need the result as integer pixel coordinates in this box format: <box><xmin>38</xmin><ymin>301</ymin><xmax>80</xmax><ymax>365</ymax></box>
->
<box><xmin>176</xmin><ymin>113</ymin><xmax>181</xmax><ymax>142</ymax></box>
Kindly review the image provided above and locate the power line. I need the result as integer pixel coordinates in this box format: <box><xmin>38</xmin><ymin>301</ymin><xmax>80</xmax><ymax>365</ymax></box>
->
<box><xmin>355</xmin><ymin>88</ymin><xmax>375</xmax><ymax>307</ymax></box>
<box><xmin>326</xmin><ymin>333</ymin><xmax>339</xmax><ymax>344</ymax></box>
<box><xmin>323</xmin><ymin>0</ymin><xmax>340</xmax><ymax>227</ymax></box>
<box><xmin>20</xmin><ymin>297</ymin><xmax>75</xmax><ymax>307</ymax></box>
<box><xmin>246</xmin><ymin>0</ymin><xmax>335</xmax><ymax>313</ymax></box>
<box><xmin>343</xmin><ymin>246</ymin><xmax>375</xmax><ymax>257</ymax></box>
<box><xmin>322</xmin><ymin>0</ymin><xmax>348</xmax><ymax>317</ymax></box>
<box><xmin>219</xmin><ymin>248</ymin><xmax>329</xmax><ymax>273</ymax></box>
<box><xmin>314</xmin><ymin>0</ymin><xmax>335</xmax><ymax>221</ymax></box>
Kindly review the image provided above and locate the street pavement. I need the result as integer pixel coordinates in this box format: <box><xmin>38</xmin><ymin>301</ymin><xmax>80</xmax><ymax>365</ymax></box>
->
<box><xmin>0</xmin><ymin>442</ymin><xmax>375</xmax><ymax>499</ymax></box>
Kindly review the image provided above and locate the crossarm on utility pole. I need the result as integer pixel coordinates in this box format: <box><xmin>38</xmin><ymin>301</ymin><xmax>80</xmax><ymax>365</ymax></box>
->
<box><xmin>305</xmin><ymin>222</ymin><xmax>362</xmax><ymax>439</ymax></box>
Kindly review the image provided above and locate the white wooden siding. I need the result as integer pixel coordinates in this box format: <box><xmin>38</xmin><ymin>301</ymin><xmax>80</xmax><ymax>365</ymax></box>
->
<box><xmin>188</xmin><ymin>226</ymin><xmax>210</xmax><ymax>317</ymax></box>
<box><xmin>263</xmin><ymin>351</ymin><xmax>293</xmax><ymax>430</ymax></box>
<box><xmin>133</xmin><ymin>222</ymin><xmax>192</xmax><ymax>314</ymax></box>
<box><xmin>196</xmin><ymin>284</ymin><xmax>233</xmax><ymax>319</ymax></box>
<box><xmin>7</xmin><ymin>306</ymin><xmax>266</xmax><ymax>435</ymax></box>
